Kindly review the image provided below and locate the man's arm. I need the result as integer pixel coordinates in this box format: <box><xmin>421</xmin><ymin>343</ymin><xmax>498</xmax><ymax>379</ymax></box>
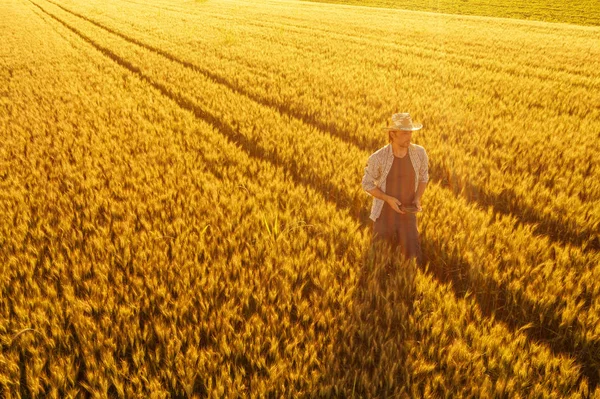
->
<box><xmin>361</xmin><ymin>153</ymin><xmax>380</xmax><ymax>192</ymax></box>
<box><xmin>413</xmin><ymin>181</ymin><xmax>428</xmax><ymax>211</ymax></box>
<box><xmin>414</xmin><ymin>147</ymin><xmax>429</xmax><ymax>211</ymax></box>
<box><xmin>366</xmin><ymin>187</ymin><xmax>389</xmax><ymax>201</ymax></box>
<box><xmin>367</xmin><ymin>187</ymin><xmax>405</xmax><ymax>214</ymax></box>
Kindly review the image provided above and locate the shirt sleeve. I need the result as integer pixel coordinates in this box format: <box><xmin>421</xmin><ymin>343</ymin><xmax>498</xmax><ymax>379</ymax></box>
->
<box><xmin>419</xmin><ymin>148</ymin><xmax>429</xmax><ymax>183</ymax></box>
<box><xmin>361</xmin><ymin>153</ymin><xmax>380</xmax><ymax>192</ymax></box>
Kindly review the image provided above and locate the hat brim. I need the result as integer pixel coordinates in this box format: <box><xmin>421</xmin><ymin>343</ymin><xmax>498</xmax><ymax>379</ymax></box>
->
<box><xmin>382</xmin><ymin>123</ymin><xmax>423</xmax><ymax>131</ymax></box>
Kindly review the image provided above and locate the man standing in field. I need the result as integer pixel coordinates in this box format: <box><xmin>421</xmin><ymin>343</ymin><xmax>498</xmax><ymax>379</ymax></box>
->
<box><xmin>362</xmin><ymin>113</ymin><xmax>429</xmax><ymax>265</ymax></box>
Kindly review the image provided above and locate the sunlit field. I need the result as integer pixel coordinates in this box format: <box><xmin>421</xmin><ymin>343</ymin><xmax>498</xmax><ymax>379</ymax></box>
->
<box><xmin>2</xmin><ymin>0</ymin><xmax>600</xmax><ymax>396</ymax></box>
<box><xmin>305</xmin><ymin>0</ymin><xmax>600</xmax><ymax>26</ymax></box>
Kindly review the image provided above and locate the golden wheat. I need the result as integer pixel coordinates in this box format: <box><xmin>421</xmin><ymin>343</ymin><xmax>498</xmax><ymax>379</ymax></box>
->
<box><xmin>2</xmin><ymin>0</ymin><xmax>600</xmax><ymax>397</ymax></box>
<box><xmin>49</xmin><ymin>0</ymin><xmax>600</xmax><ymax>249</ymax></box>
<box><xmin>30</xmin><ymin>0</ymin><xmax>600</xmax><ymax>373</ymax></box>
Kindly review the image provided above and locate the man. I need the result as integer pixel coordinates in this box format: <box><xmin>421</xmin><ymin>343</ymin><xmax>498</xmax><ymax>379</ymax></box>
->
<box><xmin>361</xmin><ymin>112</ymin><xmax>429</xmax><ymax>264</ymax></box>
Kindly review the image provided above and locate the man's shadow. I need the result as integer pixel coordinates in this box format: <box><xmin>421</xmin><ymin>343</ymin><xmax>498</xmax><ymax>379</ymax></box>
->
<box><xmin>319</xmin><ymin>239</ymin><xmax>419</xmax><ymax>397</ymax></box>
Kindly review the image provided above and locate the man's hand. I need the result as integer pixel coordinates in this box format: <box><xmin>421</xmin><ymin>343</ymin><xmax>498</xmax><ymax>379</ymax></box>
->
<box><xmin>386</xmin><ymin>196</ymin><xmax>406</xmax><ymax>214</ymax></box>
<box><xmin>413</xmin><ymin>198</ymin><xmax>422</xmax><ymax>212</ymax></box>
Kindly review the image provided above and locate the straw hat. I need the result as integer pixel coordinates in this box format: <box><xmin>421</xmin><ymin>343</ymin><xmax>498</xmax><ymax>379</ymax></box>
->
<box><xmin>382</xmin><ymin>112</ymin><xmax>423</xmax><ymax>131</ymax></box>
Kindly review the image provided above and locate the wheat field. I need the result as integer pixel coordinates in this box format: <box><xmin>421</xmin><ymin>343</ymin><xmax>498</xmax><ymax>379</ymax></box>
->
<box><xmin>305</xmin><ymin>0</ymin><xmax>600</xmax><ymax>26</ymax></box>
<box><xmin>1</xmin><ymin>0</ymin><xmax>600</xmax><ymax>397</ymax></box>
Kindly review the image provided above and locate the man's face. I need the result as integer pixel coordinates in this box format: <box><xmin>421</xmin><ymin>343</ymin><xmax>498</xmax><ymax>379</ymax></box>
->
<box><xmin>392</xmin><ymin>129</ymin><xmax>413</xmax><ymax>147</ymax></box>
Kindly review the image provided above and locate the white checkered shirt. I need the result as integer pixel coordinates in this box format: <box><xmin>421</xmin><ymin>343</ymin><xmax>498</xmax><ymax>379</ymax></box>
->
<box><xmin>361</xmin><ymin>143</ymin><xmax>429</xmax><ymax>222</ymax></box>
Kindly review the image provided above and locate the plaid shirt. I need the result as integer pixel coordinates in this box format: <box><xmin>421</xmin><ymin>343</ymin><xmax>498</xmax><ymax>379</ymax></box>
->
<box><xmin>361</xmin><ymin>143</ymin><xmax>429</xmax><ymax>222</ymax></box>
